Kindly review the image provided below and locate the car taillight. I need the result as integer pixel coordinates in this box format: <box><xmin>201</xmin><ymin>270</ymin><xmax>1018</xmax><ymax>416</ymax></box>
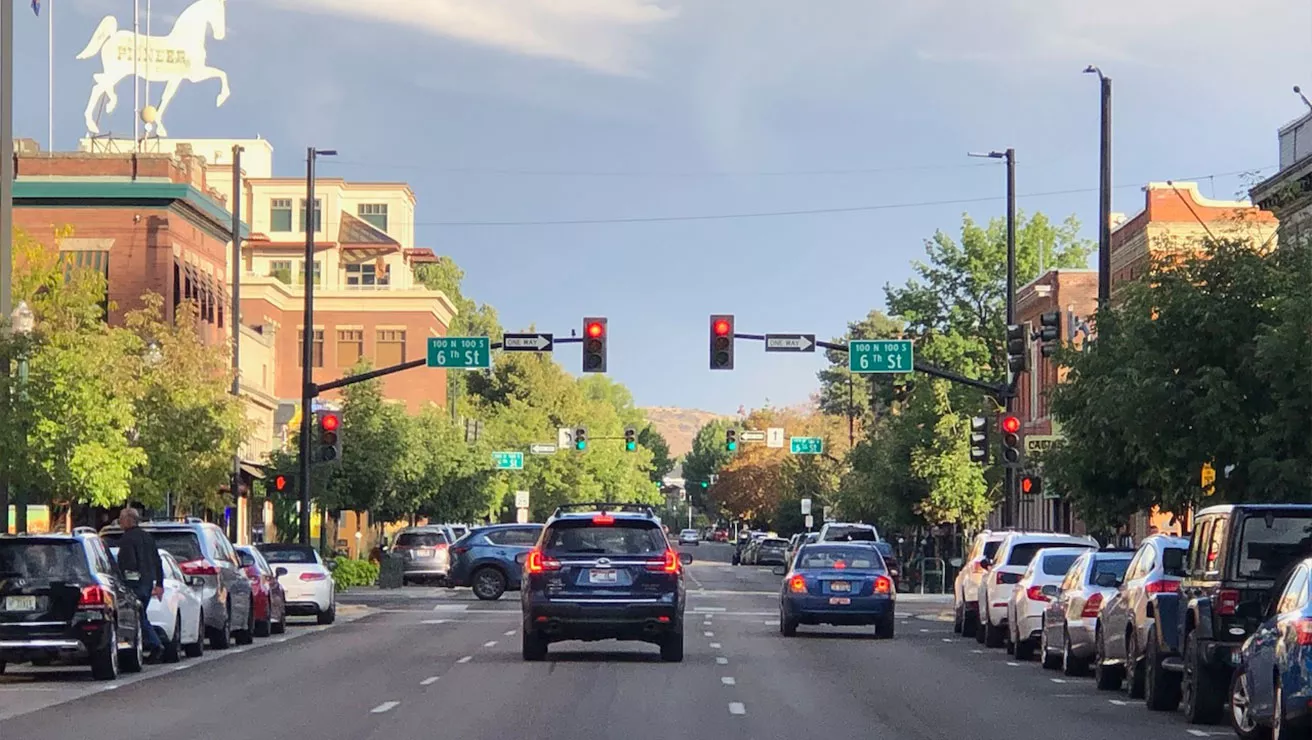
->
<box><xmin>995</xmin><ymin>571</ymin><xmax>1020</xmax><ymax>585</ymax></box>
<box><xmin>593</xmin><ymin>515</ymin><xmax>615</xmax><ymax>525</ymax></box>
<box><xmin>1026</xmin><ymin>585</ymin><xmax>1051</xmax><ymax>602</ymax></box>
<box><xmin>788</xmin><ymin>575</ymin><xmax>807</xmax><ymax>593</ymax></box>
<box><xmin>178</xmin><ymin>559</ymin><xmax>218</xmax><ymax>577</ymax></box>
<box><xmin>1217</xmin><ymin>588</ymin><xmax>1240</xmax><ymax>616</ymax></box>
<box><xmin>874</xmin><ymin>575</ymin><xmax>893</xmax><ymax>594</ymax></box>
<box><xmin>526</xmin><ymin>549</ymin><xmax>560</xmax><ymax>574</ymax></box>
<box><xmin>299</xmin><ymin>572</ymin><xmax>328</xmax><ymax>581</ymax></box>
<box><xmin>646</xmin><ymin>549</ymin><xmax>679</xmax><ymax>573</ymax></box>
<box><xmin>1081</xmin><ymin>592</ymin><xmax>1103</xmax><ymax>618</ymax></box>
<box><xmin>1295</xmin><ymin>619</ymin><xmax>1312</xmax><ymax>646</ymax></box>
<box><xmin>451</xmin><ymin>546</ymin><xmax>469</xmax><ymax>556</ymax></box>
<box><xmin>1145</xmin><ymin>579</ymin><xmax>1180</xmax><ymax>594</ymax></box>
<box><xmin>79</xmin><ymin>585</ymin><xmax>113</xmax><ymax>609</ymax></box>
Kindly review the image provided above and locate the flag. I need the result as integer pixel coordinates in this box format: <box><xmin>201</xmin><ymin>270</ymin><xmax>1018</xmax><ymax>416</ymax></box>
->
<box><xmin>31</xmin><ymin>0</ymin><xmax>40</xmax><ymax>16</ymax></box>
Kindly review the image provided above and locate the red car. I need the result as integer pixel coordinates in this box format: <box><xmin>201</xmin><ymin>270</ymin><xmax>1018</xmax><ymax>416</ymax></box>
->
<box><xmin>713</xmin><ymin>529</ymin><xmax>729</xmax><ymax>543</ymax></box>
<box><xmin>236</xmin><ymin>546</ymin><xmax>287</xmax><ymax>637</ymax></box>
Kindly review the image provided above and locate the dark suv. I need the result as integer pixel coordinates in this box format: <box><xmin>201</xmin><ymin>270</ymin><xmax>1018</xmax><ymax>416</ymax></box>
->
<box><xmin>0</xmin><ymin>530</ymin><xmax>145</xmax><ymax>680</ymax></box>
<box><xmin>520</xmin><ymin>504</ymin><xmax>693</xmax><ymax>662</ymax></box>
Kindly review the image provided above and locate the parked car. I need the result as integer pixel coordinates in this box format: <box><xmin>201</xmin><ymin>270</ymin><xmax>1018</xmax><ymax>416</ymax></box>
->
<box><xmin>873</xmin><ymin>541</ymin><xmax>903</xmax><ymax>590</ymax></box>
<box><xmin>953</xmin><ymin>529</ymin><xmax>1009</xmax><ymax>637</ymax></box>
<box><xmin>1006</xmin><ymin>546</ymin><xmax>1088</xmax><ymax>660</ymax></box>
<box><xmin>236</xmin><ymin>546</ymin><xmax>287</xmax><ymax>637</ymax></box>
<box><xmin>101</xmin><ymin>518</ymin><xmax>253</xmax><ymax>650</ymax></box>
<box><xmin>817</xmin><ymin>522</ymin><xmax>880</xmax><ymax>543</ymax></box>
<box><xmin>109</xmin><ymin>547</ymin><xmax>206</xmax><ymax>663</ymax></box>
<box><xmin>678</xmin><ymin>529</ymin><xmax>700</xmax><ymax>547</ymax></box>
<box><xmin>775</xmin><ymin>542</ymin><xmax>895</xmax><ymax>638</ymax></box>
<box><xmin>1038</xmin><ymin>549</ymin><xmax>1134</xmax><ymax>676</ymax></box>
<box><xmin>447</xmin><ymin>524</ymin><xmax>543</xmax><ymax>600</ymax></box>
<box><xmin>977</xmin><ymin>532</ymin><xmax>1098</xmax><ymax>648</ymax></box>
<box><xmin>388</xmin><ymin>526</ymin><xmax>453</xmax><ymax>586</ymax></box>
<box><xmin>1228</xmin><ymin>555</ymin><xmax>1312</xmax><ymax>739</ymax></box>
<box><xmin>754</xmin><ymin>538</ymin><xmax>790</xmax><ymax>566</ymax></box>
<box><xmin>255</xmin><ymin>544</ymin><xmax>336</xmax><ymax>624</ymax></box>
<box><xmin>0</xmin><ymin>531</ymin><xmax>144</xmax><ymax>680</ymax></box>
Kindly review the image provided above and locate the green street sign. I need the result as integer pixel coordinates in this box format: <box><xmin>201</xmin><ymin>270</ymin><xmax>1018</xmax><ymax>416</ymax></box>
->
<box><xmin>790</xmin><ymin>436</ymin><xmax>824</xmax><ymax>455</ymax></box>
<box><xmin>848</xmin><ymin>339</ymin><xmax>914</xmax><ymax>374</ymax></box>
<box><xmin>427</xmin><ymin>337</ymin><xmax>492</xmax><ymax>369</ymax></box>
<box><xmin>492</xmin><ymin>451</ymin><xmax>524</xmax><ymax>470</ymax></box>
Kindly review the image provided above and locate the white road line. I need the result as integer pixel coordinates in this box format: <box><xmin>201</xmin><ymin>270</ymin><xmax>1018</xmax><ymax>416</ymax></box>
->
<box><xmin>504</xmin><ymin>630</ymin><xmax>516</xmax><ymax>636</ymax></box>
<box><xmin>1050</xmin><ymin>678</ymin><xmax>1067</xmax><ymax>684</ymax></box>
<box><xmin>728</xmin><ymin>702</ymin><xmax>746</xmax><ymax>716</ymax></box>
<box><xmin>941</xmin><ymin>638</ymin><xmax>953</xmax><ymax>643</ymax></box>
<box><xmin>106</xmin><ymin>685</ymin><xmax>120</xmax><ymax>690</ymax></box>
<box><xmin>971</xmin><ymin>649</ymin><xmax>984</xmax><ymax>654</ymax></box>
<box><xmin>693</xmin><ymin>606</ymin><xmax>727</xmax><ymax>612</ymax></box>
<box><xmin>1006</xmin><ymin>662</ymin><xmax>1020</xmax><ymax>667</ymax></box>
<box><xmin>422</xmin><ymin>619</ymin><xmax>449</xmax><ymax>625</ymax></box>
<box><xmin>716</xmin><ymin>657</ymin><xmax>729</xmax><ymax>665</ymax></box>
<box><xmin>1108</xmin><ymin>699</ymin><xmax>1129</xmax><ymax>706</ymax></box>
<box><xmin>483</xmin><ymin>641</ymin><xmax>498</xmax><ymax>648</ymax></box>
<box><xmin>172</xmin><ymin>663</ymin><xmax>193</xmax><ymax>671</ymax></box>
<box><xmin>371</xmin><ymin>701</ymin><xmax>400</xmax><ymax>714</ymax></box>
<box><xmin>761</xmin><ymin>620</ymin><xmax>774</xmax><ymax>625</ymax></box>
<box><xmin>709</xmin><ymin>642</ymin><xmax>722</xmax><ymax>649</ymax></box>
<box><xmin>721</xmin><ymin>677</ymin><xmax>736</xmax><ymax>686</ymax></box>
<box><xmin>457</xmin><ymin>656</ymin><xmax>472</xmax><ymax>664</ymax></box>
<box><xmin>420</xmin><ymin>677</ymin><xmax>440</xmax><ymax>686</ymax></box>
<box><xmin>704</xmin><ymin>631</ymin><xmax>714</xmax><ymax>637</ymax></box>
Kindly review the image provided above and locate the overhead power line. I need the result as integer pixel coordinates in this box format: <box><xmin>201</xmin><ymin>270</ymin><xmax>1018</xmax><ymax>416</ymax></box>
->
<box><xmin>323</xmin><ymin>160</ymin><xmax>1000</xmax><ymax>178</ymax></box>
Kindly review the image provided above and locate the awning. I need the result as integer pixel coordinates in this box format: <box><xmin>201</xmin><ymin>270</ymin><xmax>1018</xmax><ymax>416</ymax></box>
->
<box><xmin>240</xmin><ymin>462</ymin><xmax>266</xmax><ymax>480</ymax></box>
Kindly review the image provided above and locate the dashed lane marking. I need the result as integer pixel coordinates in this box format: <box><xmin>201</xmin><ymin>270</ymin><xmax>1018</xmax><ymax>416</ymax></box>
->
<box><xmin>457</xmin><ymin>656</ymin><xmax>472</xmax><ymax>664</ymax></box>
<box><xmin>710</xmin><ymin>642</ymin><xmax>722</xmax><ymax>649</ymax></box>
<box><xmin>420</xmin><ymin>677</ymin><xmax>439</xmax><ymax>686</ymax></box>
<box><xmin>704</xmin><ymin>631</ymin><xmax>714</xmax><ymax>637</ymax></box>
<box><xmin>504</xmin><ymin>630</ymin><xmax>516</xmax><ymax>636</ymax></box>
<box><xmin>371</xmin><ymin>701</ymin><xmax>400</xmax><ymax>714</ymax></box>
<box><xmin>716</xmin><ymin>657</ymin><xmax>728</xmax><ymax>665</ymax></box>
<box><xmin>1050</xmin><ymin>678</ymin><xmax>1067</xmax><ymax>684</ymax></box>
<box><xmin>721</xmin><ymin>677</ymin><xmax>736</xmax><ymax>686</ymax></box>
<box><xmin>422</xmin><ymin>619</ymin><xmax>449</xmax><ymax>625</ymax></box>
<box><xmin>1006</xmin><ymin>662</ymin><xmax>1021</xmax><ymax>667</ymax></box>
<box><xmin>483</xmin><ymin>641</ymin><xmax>498</xmax><ymax>648</ymax></box>
<box><xmin>728</xmin><ymin>702</ymin><xmax>746</xmax><ymax>716</ymax></box>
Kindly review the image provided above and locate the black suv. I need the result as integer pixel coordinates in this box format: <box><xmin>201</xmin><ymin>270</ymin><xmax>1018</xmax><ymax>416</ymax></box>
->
<box><xmin>1162</xmin><ymin>503</ymin><xmax>1312</xmax><ymax>724</ymax></box>
<box><xmin>0</xmin><ymin>530</ymin><xmax>145</xmax><ymax>680</ymax></box>
<box><xmin>521</xmin><ymin>504</ymin><xmax>693</xmax><ymax>662</ymax></box>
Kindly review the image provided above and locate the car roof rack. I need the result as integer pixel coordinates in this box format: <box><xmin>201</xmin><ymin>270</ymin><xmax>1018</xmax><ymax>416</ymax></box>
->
<box><xmin>550</xmin><ymin>502</ymin><xmax>656</xmax><ymax>519</ymax></box>
<box><xmin>71</xmin><ymin>526</ymin><xmax>99</xmax><ymax>536</ymax></box>
<box><xmin>144</xmin><ymin>516</ymin><xmax>206</xmax><ymax>525</ymax></box>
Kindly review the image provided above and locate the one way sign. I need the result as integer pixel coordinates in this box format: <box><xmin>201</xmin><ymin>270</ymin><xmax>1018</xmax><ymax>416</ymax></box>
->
<box><xmin>501</xmin><ymin>333</ymin><xmax>554</xmax><ymax>352</ymax></box>
<box><xmin>765</xmin><ymin>334</ymin><xmax>816</xmax><ymax>353</ymax></box>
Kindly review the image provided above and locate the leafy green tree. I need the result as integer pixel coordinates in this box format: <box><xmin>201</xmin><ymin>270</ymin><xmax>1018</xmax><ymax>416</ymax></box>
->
<box><xmin>816</xmin><ymin>310</ymin><xmax>904</xmax><ymax>419</ymax></box>
<box><xmin>324</xmin><ymin>364</ymin><xmax>411</xmax><ymax>516</ymax></box>
<box><xmin>682</xmin><ymin>419</ymin><xmax>734</xmax><ymax>510</ymax></box>
<box><xmin>637</xmin><ymin>425</ymin><xmax>673</xmax><ymax>483</ymax></box>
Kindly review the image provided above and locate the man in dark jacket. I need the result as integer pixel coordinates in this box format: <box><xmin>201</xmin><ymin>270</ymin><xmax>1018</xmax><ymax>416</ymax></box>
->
<box><xmin>115</xmin><ymin>507</ymin><xmax>165</xmax><ymax>660</ymax></box>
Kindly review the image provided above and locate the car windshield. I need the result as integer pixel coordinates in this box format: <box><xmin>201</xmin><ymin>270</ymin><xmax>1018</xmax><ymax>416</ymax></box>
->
<box><xmin>1236</xmin><ymin>513</ymin><xmax>1312</xmax><ymax>578</ymax></box>
<box><xmin>0</xmin><ymin>541</ymin><xmax>91</xmax><ymax>581</ymax></box>
<box><xmin>396</xmin><ymin>531</ymin><xmax>447</xmax><ymax>547</ymax></box>
<box><xmin>1087</xmin><ymin>556</ymin><xmax>1132</xmax><ymax>584</ymax></box>
<box><xmin>1041</xmin><ymin>553</ymin><xmax>1081</xmax><ymax>576</ymax></box>
<box><xmin>258</xmin><ymin>546</ymin><xmax>318</xmax><ymax>564</ymax></box>
<box><xmin>797</xmin><ymin>546</ymin><xmax>884</xmax><ymax>571</ymax></box>
<box><xmin>544</xmin><ymin>520</ymin><xmax>666</xmax><ymax>555</ymax></box>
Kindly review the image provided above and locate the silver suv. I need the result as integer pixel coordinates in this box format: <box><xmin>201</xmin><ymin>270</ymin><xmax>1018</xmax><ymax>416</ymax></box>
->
<box><xmin>101</xmin><ymin>518</ymin><xmax>254</xmax><ymax>649</ymax></box>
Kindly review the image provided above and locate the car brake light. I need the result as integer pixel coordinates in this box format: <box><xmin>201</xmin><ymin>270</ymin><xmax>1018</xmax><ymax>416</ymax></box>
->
<box><xmin>833</xmin><ymin>560</ymin><xmax>846</xmax><ymax>570</ymax></box>
<box><xmin>1295</xmin><ymin>619</ymin><xmax>1312</xmax><ymax>646</ymax></box>
<box><xmin>178</xmin><ymin>559</ymin><xmax>218</xmax><ymax>577</ymax></box>
<box><xmin>1081</xmin><ymin>592</ymin><xmax>1103</xmax><ymax>618</ymax></box>
<box><xmin>874</xmin><ymin>575</ymin><xmax>892</xmax><ymax>594</ymax></box>
<box><xmin>78</xmin><ymin>584</ymin><xmax>113</xmax><ymax>609</ymax></box>
<box><xmin>646</xmin><ymin>549</ymin><xmax>680</xmax><ymax>573</ymax></box>
<box><xmin>299</xmin><ymin>572</ymin><xmax>328</xmax><ymax>581</ymax></box>
<box><xmin>1145</xmin><ymin>579</ymin><xmax>1180</xmax><ymax>594</ymax></box>
<box><xmin>789</xmin><ymin>575</ymin><xmax>807</xmax><ymax>593</ymax></box>
<box><xmin>1026</xmin><ymin>585</ymin><xmax>1051</xmax><ymax>602</ymax></box>
<box><xmin>526</xmin><ymin>549</ymin><xmax>560</xmax><ymax>574</ymax></box>
<box><xmin>593</xmin><ymin>515</ymin><xmax>615</xmax><ymax>525</ymax></box>
<box><xmin>451</xmin><ymin>546</ymin><xmax>469</xmax><ymax>556</ymax></box>
<box><xmin>1217</xmin><ymin>588</ymin><xmax>1240</xmax><ymax>616</ymax></box>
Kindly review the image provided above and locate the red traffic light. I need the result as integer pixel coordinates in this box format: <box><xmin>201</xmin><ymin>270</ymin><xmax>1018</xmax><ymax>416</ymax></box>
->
<box><xmin>1020</xmin><ymin>476</ymin><xmax>1033</xmax><ymax>494</ymax></box>
<box><xmin>1000</xmin><ymin>415</ymin><xmax>1021</xmax><ymax>434</ymax></box>
<box><xmin>274</xmin><ymin>475</ymin><xmax>288</xmax><ymax>492</ymax></box>
<box><xmin>586</xmin><ymin>322</ymin><xmax>605</xmax><ymax>338</ymax></box>
<box><xmin>713</xmin><ymin>319</ymin><xmax>731</xmax><ymax>337</ymax></box>
<box><xmin>320</xmin><ymin>412</ymin><xmax>340</xmax><ymax>432</ymax></box>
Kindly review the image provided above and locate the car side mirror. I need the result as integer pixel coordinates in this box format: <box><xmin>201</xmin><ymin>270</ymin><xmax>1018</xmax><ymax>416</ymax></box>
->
<box><xmin>185</xmin><ymin>575</ymin><xmax>204</xmax><ymax>588</ymax></box>
<box><xmin>979</xmin><ymin>557</ymin><xmax>993</xmax><ymax>570</ymax></box>
<box><xmin>771</xmin><ymin>565</ymin><xmax>787</xmax><ymax>576</ymax></box>
<box><xmin>678</xmin><ymin>552</ymin><xmax>693</xmax><ymax>565</ymax></box>
<box><xmin>327</xmin><ymin>560</ymin><xmax>339</xmax><ymax>572</ymax></box>
<box><xmin>275</xmin><ymin>567</ymin><xmax>288</xmax><ymax>578</ymax></box>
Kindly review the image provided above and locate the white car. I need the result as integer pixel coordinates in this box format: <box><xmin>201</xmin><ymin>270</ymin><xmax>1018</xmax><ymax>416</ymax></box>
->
<box><xmin>1006</xmin><ymin>547</ymin><xmax>1088</xmax><ymax>660</ymax></box>
<box><xmin>110</xmin><ymin>548</ymin><xmax>205</xmax><ymax>662</ymax></box>
<box><xmin>677</xmin><ymin>529</ymin><xmax>700</xmax><ymax>546</ymax></box>
<box><xmin>975</xmin><ymin>532</ymin><xmax>1098</xmax><ymax>648</ymax></box>
<box><xmin>256</xmin><ymin>544</ymin><xmax>336</xmax><ymax>624</ymax></box>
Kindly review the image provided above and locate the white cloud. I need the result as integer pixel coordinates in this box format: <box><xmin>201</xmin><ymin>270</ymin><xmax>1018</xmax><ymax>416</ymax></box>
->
<box><xmin>273</xmin><ymin>0</ymin><xmax>679</xmax><ymax>76</ymax></box>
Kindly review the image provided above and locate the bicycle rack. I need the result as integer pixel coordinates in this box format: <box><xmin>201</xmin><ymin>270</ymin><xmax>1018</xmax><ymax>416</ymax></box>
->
<box><xmin>919</xmin><ymin>557</ymin><xmax>946</xmax><ymax>594</ymax></box>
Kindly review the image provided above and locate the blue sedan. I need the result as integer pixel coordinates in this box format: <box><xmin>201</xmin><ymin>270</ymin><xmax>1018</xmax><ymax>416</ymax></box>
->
<box><xmin>1229</xmin><ymin>556</ymin><xmax>1312</xmax><ymax>739</ymax></box>
<box><xmin>775</xmin><ymin>543</ymin><xmax>896</xmax><ymax>638</ymax></box>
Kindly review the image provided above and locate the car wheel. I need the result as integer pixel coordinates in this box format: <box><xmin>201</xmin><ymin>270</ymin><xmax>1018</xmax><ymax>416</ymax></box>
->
<box><xmin>254</xmin><ymin>600</ymin><xmax>272</xmax><ymax>638</ymax></box>
<box><xmin>161</xmin><ymin>614</ymin><xmax>182</xmax><ymax>664</ymax></box>
<box><xmin>1181</xmin><ymin>632</ymin><xmax>1224</xmax><ymax>725</ymax></box>
<box><xmin>984</xmin><ymin>616</ymin><xmax>1005</xmax><ymax>649</ymax></box>
<box><xmin>1125</xmin><ymin>628</ymin><xmax>1146</xmax><ymax>699</ymax></box>
<box><xmin>90</xmin><ymin>623</ymin><xmax>119</xmax><ymax>680</ymax></box>
<box><xmin>875</xmin><ymin>614</ymin><xmax>895</xmax><ymax>639</ymax></box>
<box><xmin>1144</xmin><ymin>634</ymin><xmax>1181</xmax><ymax>711</ymax></box>
<box><xmin>1062</xmin><ymin>628</ymin><xmax>1086</xmax><ymax>677</ymax></box>
<box><xmin>271</xmin><ymin>605</ymin><xmax>287</xmax><ymax>635</ymax></box>
<box><xmin>120</xmin><ymin>618</ymin><xmax>144</xmax><ymax>673</ymax></box>
<box><xmin>472</xmin><ymin>567</ymin><xmax>508</xmax><ymax>601</ymax></box>
<box><xmin>952</xmin><ymin>604</ymin><xmax>963</xmax><ymax>634</ymax></box>
<box><xmin>1040</xmin><ymin>621</ymin><xmax>1061</xmax><ymax>670</ymax></box>
<box><xmin>660</xmin><ymin>630</ymin><xmax>684</xmax><ymax>662</ymax></box>
<box><xmin>1228</xmin><ymin>667</ymin><xmax>1264</xmax><ymax>740</ymax></box>
<box><xmin>209</xmin><ymin>602</ymin><xmax>232</xmax><ymax>650</ymax></box>
<box><xmin>961</xmin><ymin>607</ymin><xmax>978</xmax><ymax>638</ymax></box>
<box><xmin>234</xmin><ymin>598</ymin><xmax>255</xmax><ymax>645</ymax></box>
<box><xmin>1015</xmin><ymin>632</ymin><xmax>1035</xmax><ymax>661</ymax></box>
<box><xmin>184</xmin><ymin>611</ymin><xmax>205</xmax><ymax>658</ymax></box>
<box><xmin>1094</xmin><ymin>627</ymin><xmax>1123</xmax><ymax>690</ymax></box>
<box><xmin>522</xmin><ymin>629</ymin><xmax>548</xmax><ymax>661</ymax></box>
<box><xmin>317</xmin><ymin>601</ymin><xmax>336</xmax><ymax>625</ymax></box>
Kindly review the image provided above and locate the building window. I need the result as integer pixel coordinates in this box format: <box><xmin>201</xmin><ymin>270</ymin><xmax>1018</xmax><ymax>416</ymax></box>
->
<box><xmin>376</xmin><ymin>329</ymin><xmax>406</xmax><ymax>366</ymax></box>
<box><xmin>345</xmin><ymin>263</ymin><xmax>389</xmax><ymax>287</ymax></box>
<box><xmin>296</xmin><ymin>260</ymin><xmax>322</xmax><ymax>286</ymax></box>
<box><xmin>298</xmin><ymin>198</ymin><xmax>323</xmax><ymax>233</ymax></box>
<box><xmin>358</xmin><ymin>203</ymin><xmax>388</xmax><ymax>232</ymax></box>
<box><xmin>270</xmin><ymin>199</ymin><xmax>293</xmax><ymax>232</ymax></box>
<box><xmin>61</xmin><ymin>250</ymin><xmax>110</xmax><ymax>317</ymax></box>
<box><xmin>337</xmin><ymin>329</ymin><xmax>364</xmax><ymax>368</ymax></box>
<box><xmin>268</xmin><ymin>259</ymin><xmax>293</xmax><ymax>285</ymax></box>
<box><xmin>297</xmin><ymin>329</ymin><xmax>324</xmax><ymax>368</ymax></box>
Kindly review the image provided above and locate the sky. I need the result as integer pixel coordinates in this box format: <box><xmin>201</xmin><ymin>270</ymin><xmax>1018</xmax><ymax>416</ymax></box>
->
<box><xmin>12</xmin><ymin>0</ymin><xmax>1312</xmax><ymax>414</ymax></box>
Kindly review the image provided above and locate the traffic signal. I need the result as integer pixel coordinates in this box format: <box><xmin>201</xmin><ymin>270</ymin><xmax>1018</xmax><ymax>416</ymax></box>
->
<box><xmin>709</xmin><ymin>314</ymin><xmax>734</xmax><ymax>370</ymax></box>
<box><xmin>582</xmin><ymin>318</ymin><xmax>607</xmax><ymax>373</ymax></box>
<box><xmin>1038</xmin><ymin>311</ymin><xmax>1061</xmax><ymax>357</ymax></box>
<box><xmin>574</xmin><ymin>427</ymin><xmax>588</xmax><ymax>451</ymax></box>
<box><xmin>968</xmin><ymin>416</ymin><xmax>989</xmax><ymax>464</ymax></box>
<box><xmin>999</xmin><ymin>414</ymin><xmax>1022</xmax><ymax>467</ymax></box>
<box><xmin>316</xmin><ymin>410</ymin><xmax>342</xmax><ymax>464</ymax></box>
<box><xmin>725</xmin><ymin>428</ymin><xmax>738</xmax><ymax>452</ymax></box>
<box><xmin>624</xmin><ymin>426</ymin><xmax>637</xmax><ymax>452</ymax></box>
<box><xmin>1020</xmin><ymin>474</ymin><xmax>1042</xmax><ymax>497</ymax></box>
<box><xmin>1006</xmin><ymin>324</ymin><xmax>1028</xmax><ymax>374</ymax></box>
<box><xmin>271</xmin><ymin>474</ymin><xmax>290</xmax><ymax>494</ymax></box>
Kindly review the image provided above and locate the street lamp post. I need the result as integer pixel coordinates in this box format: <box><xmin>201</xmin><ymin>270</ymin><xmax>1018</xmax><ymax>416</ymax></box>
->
<box><xmin>9</xmin><ymin>301</ymin><xmax>34</xmax><ymax>533</ymax></box>
<box><xmin>298</xmin><ymin>147</ymin><xmax>336</xmax><ymax>546</ymax></box>
<box><xmin>1084</xmin><ymin>66</ymin><xmax>1112</xmax><ymax>310</ymax></box>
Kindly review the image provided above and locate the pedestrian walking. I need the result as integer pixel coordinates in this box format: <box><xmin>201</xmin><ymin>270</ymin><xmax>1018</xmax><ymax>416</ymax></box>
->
<box><xmin>114</xmin><ymin>507</ymin><xmax>165</xmax><ymax>661</ymax></box>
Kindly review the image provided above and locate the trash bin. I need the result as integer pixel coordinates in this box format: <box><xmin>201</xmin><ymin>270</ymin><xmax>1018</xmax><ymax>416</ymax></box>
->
<box><xmin>377</xmin><ymin>554</ymin><xmax>405</xmax><ymax>589</ymax></box>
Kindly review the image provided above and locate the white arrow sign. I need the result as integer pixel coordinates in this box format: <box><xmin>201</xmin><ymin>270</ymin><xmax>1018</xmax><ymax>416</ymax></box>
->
<box><xmin>765</xmin><ymin>334</ymin><xmax>816</xmax><ymax>353</ymax></box>
<box><xmin>530</xmin><ymin>443</ymin><xmax>557</xmax><ymax>455</ymax></box>
<box><xmin>502</xmin><ymin>333</ymin><xmax>554</xmax><ymax>352</ymax></box>
<box><xmin>740</xmin><ymin>430</ymin><xmax>766</xmax><ymax>442</ymax></box>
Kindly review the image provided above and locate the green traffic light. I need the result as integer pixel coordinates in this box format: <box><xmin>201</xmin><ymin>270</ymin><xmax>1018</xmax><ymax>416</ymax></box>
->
<box><xmin>576</xmin><ymin>441</ymin><xmax>587</xmax><ymax>451</ymax></box>
<box><xmin>726</xmin><ymin>442</ymin><xmax>737</xmax><ymax>452</ymax></box>
<box><xmin>625</xmin><ymin>441</ymin><xmax>636</xmax><ymax>451</ymax></box>
<box><xmin>700</xmin><ymin>481</ymin><xmax>708</xmax><ymax>488</ymax></box>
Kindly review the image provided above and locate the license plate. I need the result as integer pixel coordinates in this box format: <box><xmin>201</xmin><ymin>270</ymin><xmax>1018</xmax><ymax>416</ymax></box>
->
<box><xmin>414</xmin><ymin>549</ymin><xmax>434</xmax><ymax>558</ymax></box>
<box><xmin>588</xmin><ymin>569</ymin><xmax>618</xmax><ymax>584</ymax></box>
<box><xmin>4</xmin><ymin>595</ymin><xmax>36</xmax><ymax>611</ymax></box>
<box><xmin>829</xmin><ymin>597</ymin><xmax>851</xmax><ymax>605</ymax></box>
<box><xmin>830</xmin><ymin>581</ymin><xmax>851</xmax><ymax>592</ymax></box>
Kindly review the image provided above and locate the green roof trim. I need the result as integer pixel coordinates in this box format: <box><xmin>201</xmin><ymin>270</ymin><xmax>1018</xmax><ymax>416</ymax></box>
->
<box><xmin>13</xmin><ymin>180</ymin><xmax>251</xmax><ymax>240</ymax></box>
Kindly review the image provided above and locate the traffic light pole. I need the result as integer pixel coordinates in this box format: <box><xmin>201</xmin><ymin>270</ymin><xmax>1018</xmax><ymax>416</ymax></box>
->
<box><xmin>297</xmin><ymin>149</ymin><xmax>318</xmax><ymax>546</ymax></box>
<box><xmin>1003</xmin><ymin>148</ymin><xmax>1017</xmax><ymax>529</ymax></box>
<box><xmin>229</xmin><ymin>144</ymin><xmax>244</xmax><ymax>545</ymax></box>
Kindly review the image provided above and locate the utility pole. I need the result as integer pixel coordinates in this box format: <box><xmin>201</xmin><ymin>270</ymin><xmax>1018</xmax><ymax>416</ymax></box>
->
<box><xmin>1</xmin><ymin>0</ymin><xmax>14</xmax><ymax>532</ymax></box>
<box><xmin>298</xmin><ymin>147</ymin><xmax>336</xmax><ymax>546</ymax></box>
<box><xmin>1086</xmin><ymin>66</ymin><xmax>1112</xmax><ymax>309</ymax></box>
<box><xmin>1004</xmin><ymin>147</ymin><xmax>1017</xmax><ymax>529</ymax></box>
<box><xmin>229</xmin><ymin>144</ymin><xmax>243</xmax><ymax>544</ymax></box>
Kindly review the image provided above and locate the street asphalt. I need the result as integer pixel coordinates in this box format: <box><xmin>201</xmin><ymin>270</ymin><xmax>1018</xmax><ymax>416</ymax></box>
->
<box><xmin>0</xmin><ymin>542</ymin><xmax>1234</xmax><ymax>740</ymax></box>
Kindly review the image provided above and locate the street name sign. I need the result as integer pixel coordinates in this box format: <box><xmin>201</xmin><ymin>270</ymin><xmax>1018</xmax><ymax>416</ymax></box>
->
<box><xmin>740</xmin><ymin>430</ymin><xmax>766</xmax><ymax>442</ymax></box>
<box><xmin>529</xmin><ymin>443</ymin><xmax>557</xmax><ymax>455</ymax></box>
<box><xmin>1024</xmin><ymin>435</ymin><xmax>1062</xmax><ymax>457</ymax></box>
<box><xmin>767</xmin><ymin>428</ymin><xmax>785</xmax><ymax>448</ymax></box>
<box><xmin>848</xmin><ymin>339</ymin><xmax>914</xmax><ymax>374</ymax></box>
<box><xmin>790</xmin><ymin>437</ymin><xmax>824</xmax><ymax>455</ymax></box>
<box><xmin>492</xmin><ymin>451</ymin><xmax>524</xmax><ymax>470</ymax></box>
<box><xmin>765</xmin><ymin>334</ymin><xmax>816</xmax><ymax>353</ymax></box>
<box><xmin>428</xmin><ymin>337</ymin><xmax>492</xmax><ymax>369</ymax></box>
<box><xmin>502</xmin><ymin>333</ymin><xmax>554</xmax><ymax>353</ymax></box>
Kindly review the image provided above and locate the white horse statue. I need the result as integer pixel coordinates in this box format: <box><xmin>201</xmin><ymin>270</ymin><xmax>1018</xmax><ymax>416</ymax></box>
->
<box><xmin>77</xmin><ymin>0</ymin><xmax>230</xmax><ymax>137</ymax></box>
